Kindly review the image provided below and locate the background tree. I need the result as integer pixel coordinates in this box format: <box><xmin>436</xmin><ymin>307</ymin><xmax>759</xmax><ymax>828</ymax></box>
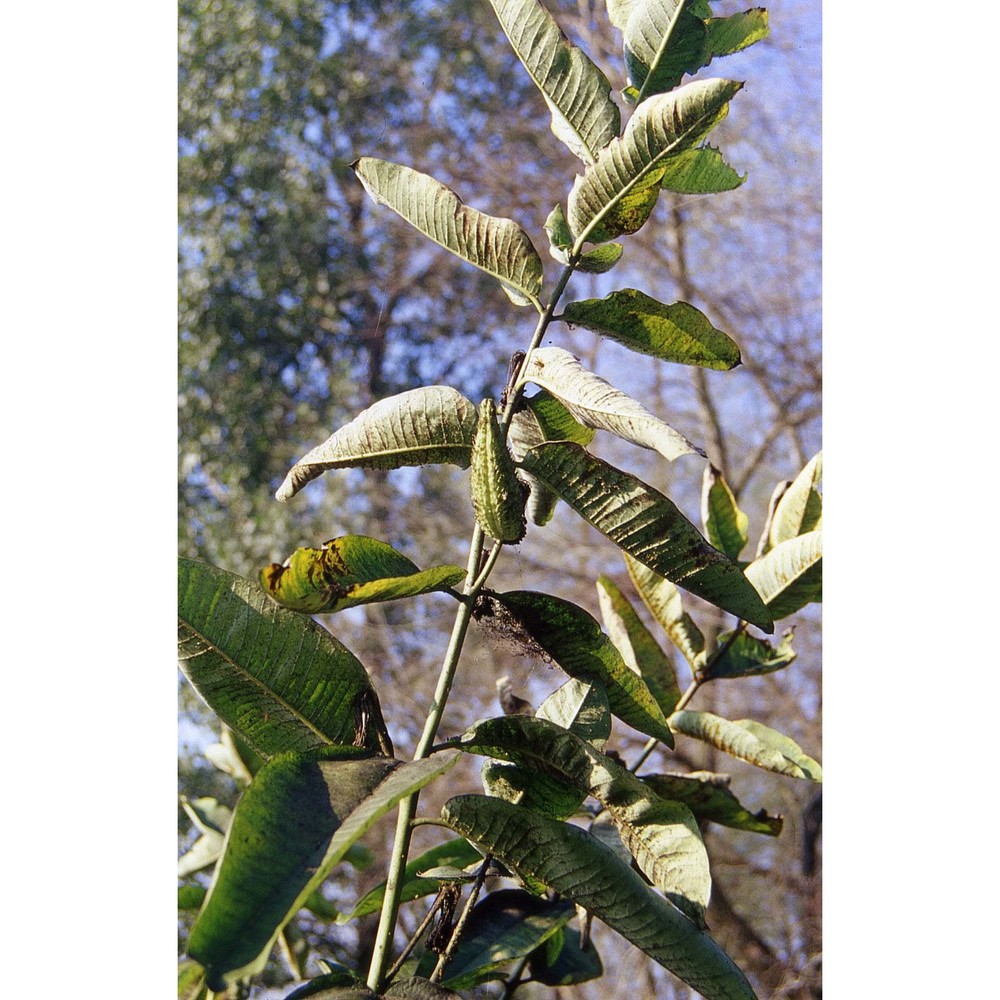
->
<box><xmin>179</xmin><ymin>1</ymin><xmax>821</xmax><ymax>996</ymax></box>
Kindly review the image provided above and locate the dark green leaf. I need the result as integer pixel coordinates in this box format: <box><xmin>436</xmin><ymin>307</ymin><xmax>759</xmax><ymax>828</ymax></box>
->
<box><xmin>284</xmin><ymin>972</ymin><xmax>370</xmax><ymax>999</ymax></box>
<box><xmin>560</xmin><ymin>289</ymin><xmax>741</xmax><ymax>370</ymax></box>
<box><xmin>442</xmin><ymin>795</ymin><xmax>757</xmax><ymax>1000</ymax></box>
<box><xmin>702</xmin><ymin>464</ymin><xmax>749</xmax><ymax>559</ymax></box>
<box><xmin>440</xmin><ymin>890</ymin><xmax>574</xmax><ymax>990</ymax></box>
<box><xmin>475</xmin><ymin>590</ymin><xmax>675</xmax><ymax>745</ymax></box>
<box><xmin>659</xmin><ymin>144</ymin><xmax>746</xmax><ymax>193</ymax></box>
<box><xmin>642</xmin><ymin>772</ymin><xmax>783</xmax><ymax>836</ymax></box>
<box><xmin>450</xmin><ymin>715</ymin><xmax>709</xmax><ymax>922</ymax></box>
<box><xmin>518</xmin><ymin>444</ymin><xmax>774</xmax><ymax>631</ymax></box>
<box><xmin>260</xmin><ymin>536</ymin><xmax>465</xmax><ymax>614</ymax></box>
<box><xmin>179</xmin><ymin>884</ymin><xmax>208</xmax><ymax>911</ymax></box>
<box><xmin>624</xmin><ymin>0</ymin><xmax>710</xmax><ymax>99</ymax></box>
<box><xmin>276</xmin><ymin>387</ymin><xmax>478</xmax><ymax>501</ymax></box>
<box><xmin>529</xmin><ymin>925</ymin><xmax>603</xmax><ymax>985</ymax></box>
<box><xmin>385</xmin><ymin>977</ymin><xmax>463</xmax><ymax>999</ymax></box>
<box><xmin>669</xmin><ymin>711</ymin><xmax>822</xmax><ymax>781</ymax></box>
<box><xmin>596</xmin><ymin>575</ymin><xmax>681</xmax><ymax>714</ymax></box>
<box><xmin>178</xmin><ymin>559</ymin><xmax>392</xmax><ymax>758</ymax></box>
<box><xmin>701</xmin><ymin>629</ymin><xmax>795</xmax><ymax>681</ymax></box>
<box><xmin>188</xmin><ymin>750</ymin><xmax>458</xmax><ymax>989</ymax></box>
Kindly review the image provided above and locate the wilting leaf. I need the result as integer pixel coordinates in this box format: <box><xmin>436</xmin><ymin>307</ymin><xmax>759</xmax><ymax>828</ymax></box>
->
<box><xmin>702</xmin><ymin>465</ymin><xmax>749</xmax><ymax>559</ymax></box>
<box><xmin>470</xmin><ymin>399</ymin><xmax>528</xmax><ymax>543</ymax></box>
<box><xmin>669</xmin><ymin>711</ymin><xmax>822</xmax><ymax>781</ymax></box>
<box><xmin>475</xmin><ymin>590</ymin><xmax>675</xmax><ymax>745</ymax></box>
<box><xmin>277</xmin><ymin>387</ymin><xmax>477</xmax><ymax>501</ymax></box>
<box><xmin>442</xmin><ymin>794</ymin><xmax>757</xmax><ymax>1000</ymax></box>
<box><xmin>659</xmin><ymin>144</ymin><xmax>746</xmax><ymax>193</ymax></box>
<box><xmin>178</xmin><ymin>559</ymin><xmax>392</xmax><ymax>757</ymax></box>
<box><xmin>489</xmin><ymin>0</ymin><xmax>619</xmax><ymax>163</ymax></box>
<box><xmin>188</xmin><ymin>749</ymin><xmax>458</xmax><ymax>989</ymax></box>
<box><xmin>745</xmin><ymin>531</ymin><xmax>822</xmax><ymax>619</ymax></box>
<box><xmin>701</xmin><ymin>629</ymin><xmax>795</xmax><ymax>681</ymax></box>
<box><xmin>625</xmin><ymin>554</ymin><xmax>706</xmax><ymax>671</ymax></box>
<box><xmin>337</xmin><ymin>839</ymin><xmax>483</xmax><ymax>924</ymax></box>
<box><xmin>451</xmin><ymin>715</ymin><xmax>710</xmax><ymax>923</ymax></box>
<box><xmin>438</xmin><ymin>890</ymin><xmax>575</xmax><ymax>990</ymax></box>
<box><xmin>353</xmin><ymin>157</ymin><xmax>543</xmax><ymax>306</ymax></box>
<box><xmin>529</xmin><ymin>925</ymin><xmax>603</xmax><ymax>985</ymax></box>
<box><xmin>519</xmin><ymin>444</ymin><xmax>774</xmax><ymax>631</ymax></box>
<box><xmin>768</xmin><ymin>452</ymin><xmax>822</xmax><ymax>548</ymax></box>
<box><xmin>567</xmin><ymin>78</ymin><xmax>743</xmax><ymax>244</ymax></box>
<box><xmin>519</xmin><ymin>347</ymin><xmax>701</xmax><ymax>460</ymax></box>
<box><xmin>597</xmin><ymin>575</ymin><xmax>681</xmax><ymax>714</ymax></box>
<box><xmin>259</xmin><ymin>535</ymin><xmax>465</xmax><ymax>615</ymax></box>
<box><xmin>560</xmin><ymin>290</ymin><xmax>741</xmax><ymax>370</ymax></box>
<box><xmin>642</xmin><ymin>771</ymin><xmax>783</xmax><ymax>835</ymax></box>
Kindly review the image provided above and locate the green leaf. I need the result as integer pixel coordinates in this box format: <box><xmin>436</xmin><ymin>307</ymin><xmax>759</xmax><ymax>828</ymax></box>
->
<box><xmin>470</xmin><ymin>399</ymin><xmax>528</xmax><ymax>543</ymax></box>
<box><xmin>259</xmin><ymin>535</ymin><xmax>466</xmax><ymax>615</ymax></box>
<box><xmin>352</xmin><ymin>157</ymin><xmax>543</xmax><ymax>307</ymax></box>
<box><xmin>701</xmin><ymin>628</ymin><xmax>796</xmax><ymax>681</ymax></box>
<box><xmin>489</xmin><ymin>0</ymin><xmax>620</xmax><ymax>163</ymax></box>
<box><xmin>508</xmin><ymin>391</ymin><xmax>595</xmax><ymax>526</ymax></box>
<box><xmin>560</xmin><ymin>289</ymin><xmax>740</xmax><ymax>370</ymax></box>
<box><xmin>385</xmin><ymin>977</ymin><xmax>464</xmax><ymax>999</ymax></box>
<box><xmin>519</xmin><ymin>347</ymin><xmax>702</xmax><ymax>460</ymax></box>
<box><xmin>529</xmin><ymin>925</ymin><xmax>603</xmax><ymax>985</ymax></box>
<box><xmin>605</xmin><ymin>0</ymin><xmax>641</xmax><ymax>32</ymax></box>
<box><xmin>625</xmin><ymin>554</ymin><xmax>707</xmax><ymax>670</ymax></box>
<box><xmin>669</xmin><ymin>711</ymin><xmax>822</xmax><ymax>781</ymax></box>
<box><xmin>702</xmin><ymin>464</ymin><xmax>749</xmax><ymax>559</ymax></box>
<box><xmin>442</xmin><ymin>795</ymin><xmax>757</xmax><ymax>1000</ymax></box>
<box><xmin>179</xmin><ymin>884</ymin><xmax>208</xmax><ymax>911</ymax></box>
<box><xmin>475</xmin><ymin>590</ymin><xmax>675</xmax><ymax>745</ymax></box>
<box><xmin>178</xmin><ymin>559</ymin><xmax>393</xmax><ymax>758</ymax></box>
<box><xmin>596</xmin><ymin>575</ymin><xmax>681</xmax><ymax>715</ymax></box>
<box><xmin>642</xmin><ymin>771</ymin><xmax>783</xmax><ymax>835</ymax></box>
<box><xmin>705</xmin><ymin>10</ymin><xmax>770</xmax><ymax>60</ymax></box>
<box><xmin>518</xmin><ymin>444</ymin><xmax>774</xmax><ymax>631</ymax></box>
<box><xmin>276</xmin><ymin>387</ymin><xmax>478</xmax><ymax>501</ymax></box>
<box><xmin>451</xmin><ymin>715</ymin><xmax>710</xmax><ymax>923</ymax></box>
<box><xmin>567</xmin><ymin>78</ymin><xmax>743</xmax><ymax>244</ymax></box>
<box><xmin>745</xmin><ymin>530</ymin><xmax>822</xmax><ymax>620</ymax></box>
<box><xmin>576</xmin><ymin>242</ymin><xmax>626</xmax><ymax>273</ymax></box>
<box><xmin>285</xmin><ymin>980</ymin><xmax>376</xmax><ymax>1000</ymax></box>
<box><xmin>624</xmin><ymin>0</ymin><xmax>710</xmax><ymax>99</ymax></box>
<box><xmin>659</xmin><ymin>144</ymin><xmax>746</xmax><ymax>193</ymax></box>
<box><xmin>188</xmin><ymin>749</ymin><xmax>458</xmax><ymax>990</ymax></box>
<box><xmin>336</xmin><ymin>838</ymin><xmax>483</xmax><ymax>924</ymax></box>
<box><xmin>768</xmin><ymin>451</ymin><xmax>822</xmax><ymax>548</ymax></box>
<box><xmin>482</xmin><ymin>679</ymin><xmax>611</xmax><ymax>820</ymax></box>
<box><xmin>178</xmin><ymin>959</ymin><xmax>208</xmax><ymax>1000</ymax></box>
<box><xmin>439</xmin><ymin>890</ymin><xmax>575</xmax><ymax>990</ymax></box>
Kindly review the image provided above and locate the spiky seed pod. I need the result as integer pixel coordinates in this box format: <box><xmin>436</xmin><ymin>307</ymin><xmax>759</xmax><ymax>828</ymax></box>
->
<box><xmin>470</xmin><ymin>398</ymin><xmax>528</xmax><ymax>543</ymax></box>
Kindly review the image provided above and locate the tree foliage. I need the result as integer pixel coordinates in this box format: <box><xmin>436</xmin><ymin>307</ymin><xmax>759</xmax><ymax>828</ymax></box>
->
<box><xmin>179</xmin><ymin>2</ymin><xmax>821</xmax><ymax>997</ymax></box>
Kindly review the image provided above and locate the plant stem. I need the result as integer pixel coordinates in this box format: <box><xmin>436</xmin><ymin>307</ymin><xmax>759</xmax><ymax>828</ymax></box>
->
<box><xmin>499</xmin><ymin>954</ymin><xmax>531</xmax><ymax>1000</ymax></box>
<box><xmin>367</xmin><ymin>525</ymin><xmax>485</xmax><ymax>991</ymax></box>
<box><xmin>383</xmin><ymin>890</ymin><xmax>449</xmax><ymax>986</ymax></box>
<box><xmin>429</xmin><ymin>855</ymin><xmax>492</xmax><ymax>982</ymax></box>
<box><xmin>630</xmin><ymin>678</ymin><xmax>701</xmax><ymax>773</ymax></box>
<box><xmin>367</xmin><ymin>261</ymin><xmax>580</xmax><ymax>991</ymax></box>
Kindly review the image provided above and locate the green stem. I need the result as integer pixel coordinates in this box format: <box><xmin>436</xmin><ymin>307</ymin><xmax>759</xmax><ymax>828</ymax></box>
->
<box><xmin>630</xmin><ymin>678</ymin><xmax>701</xmax><ymax>773</ymax></box>
<box><xmin>367</xmin><ymin>261</ymin><xmax>580</xmax><ymax>991</ymax></box>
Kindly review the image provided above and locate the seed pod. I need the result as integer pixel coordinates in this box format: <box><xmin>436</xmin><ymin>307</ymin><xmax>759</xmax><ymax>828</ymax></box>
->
<box><xmin>470</xmin><ymin>398</ymin><xmax>528</xmax><ymax>543</ymax></box>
